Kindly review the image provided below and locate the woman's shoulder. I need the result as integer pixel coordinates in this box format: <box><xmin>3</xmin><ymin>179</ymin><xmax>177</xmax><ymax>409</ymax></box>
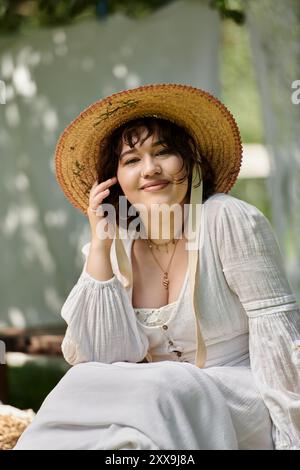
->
<box><xmin>205</xmin><ymin>192</ymin><xmax>265</xmax><ymax>216</ymax></box>
<box><xmin>202</xmin><ymin>192</ymin><xmax>233</xmax><ymax>220</ymax></box>
<box><xmin>205</xmin><ymin>192</ymin><xmax>245</xmax><ymax>206</ymax></box>
<box><xmin>203</xmin><ymin>193</ymin><xmax>269</xmax><ymax>234</ymax></box>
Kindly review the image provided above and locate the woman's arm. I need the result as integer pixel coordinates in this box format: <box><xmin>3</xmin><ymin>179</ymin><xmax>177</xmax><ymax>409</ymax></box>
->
<box><xmin>60</xmin><ymin>242</ymin><xmax>149</xmax><ymax>366</ymax></box>
<box><xmin>85</xmin><ymin>239</ymin><xmax>114</xmax><ymax>281</ymax></box>
<box><xmin>217</xmin><ymin>196</ymin><xmax>300</xmax><ymax>450</ymax></box>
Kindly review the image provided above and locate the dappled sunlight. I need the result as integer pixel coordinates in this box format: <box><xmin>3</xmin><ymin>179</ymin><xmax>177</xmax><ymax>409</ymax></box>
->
<box><xmin>44</xmin><ymin>210</ymin><xmax>68</xmax><ymax>228</ymax></box>
<box><xmin>125</xmin><ymin>73</ymin><xmax>141</xmax><ymax>88</ymax></box>
<box><xmin>12</xmin><ymin>64</ymin><xmax>37</xmax><ymax>98</ymax></box>
<box><xmin>2</xmin><ymin>207</ymin><xmax>19</xmax><ymax>236</ymax></box>
<box><xmin>81</xmin><ymin>57</ymin><xmax>95</xmax><ymax>72</ymax></box>
<box><xmin>22</xmin><ymin>226</ymin><xmax>56</xmax><ymax>274</ymax></box>
<box><xmin>113</xmin><ymin>63</ymin><xmax>128</xmax><ymax>79</ymax></box>
<box><xmin>7</xmin><ymin>307</ymin><xmax>26</xmax><ymax>329</ymax></box>
<box><xmin>15</xmin><ymin>172</ymin><xmax>30</xmax><ymax>191</ymax></box>
<box><xmin>5</xmin><ymin>102</ymin><xmax>20</xmax><ymax>127</ymax></box>
<box><xmin>41</xmin><ymin>109</ymin><xmax>58</xmax><ymax>132</ymax></box>
<box><xmin>44</xmin><ymin>287</ymin><xmax>64</xmax><ymax>315</ymax></box>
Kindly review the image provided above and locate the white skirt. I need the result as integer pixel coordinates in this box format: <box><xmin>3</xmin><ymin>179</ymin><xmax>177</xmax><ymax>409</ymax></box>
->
<box><xmin>14</xmin><ymin>360</ymin><xmax>274</xmax><ymax>450</ymax></box>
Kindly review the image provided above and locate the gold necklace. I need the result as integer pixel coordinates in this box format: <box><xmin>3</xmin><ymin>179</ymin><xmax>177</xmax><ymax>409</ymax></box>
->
<box><xmin>147</xmin><ymin>238</ymin><xmax>176</xmax><ymax>254</ymax></box>
<box><xmin>146</xmin><ymin>238</ymin><xmax>179</xmax><ymax>290</ymax></box>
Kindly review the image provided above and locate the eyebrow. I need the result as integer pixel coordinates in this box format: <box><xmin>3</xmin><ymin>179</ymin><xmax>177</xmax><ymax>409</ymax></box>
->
<box><xmin>119</xmin><ymin>140</ymin><xmax>165</xmax><ymax>160</ymax></box>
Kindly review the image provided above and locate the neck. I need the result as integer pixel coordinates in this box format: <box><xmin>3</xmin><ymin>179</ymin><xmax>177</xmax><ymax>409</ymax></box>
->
<box><xmin>139</xmin><ymin>199</ymin><xmax>189</xmax><ymax>245</ymax></box>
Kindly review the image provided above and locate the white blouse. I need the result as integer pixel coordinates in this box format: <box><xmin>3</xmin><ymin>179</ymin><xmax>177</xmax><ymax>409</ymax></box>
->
<box><xmin>132</xmin><ymin>273</ymin><xmax>249</xmax><ymax>367</ymax></box>
<box><xmin>60</xmin><ymin>193</ymin><xmax>300</xmax><ymax>449</ymax></box>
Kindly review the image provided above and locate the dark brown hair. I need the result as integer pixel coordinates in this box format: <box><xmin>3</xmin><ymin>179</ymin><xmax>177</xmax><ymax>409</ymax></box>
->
<box><xmin>96</xmin><ymin>117</ymin><xmax>215</xmax><ymax>229</ymax></box>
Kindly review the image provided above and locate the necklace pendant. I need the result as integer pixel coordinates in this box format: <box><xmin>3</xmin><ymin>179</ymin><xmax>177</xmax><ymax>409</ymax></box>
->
<box><xmin>162</xmin><ymin>272</ymin><xmax>169</xmax><ymax>290</ymax></box>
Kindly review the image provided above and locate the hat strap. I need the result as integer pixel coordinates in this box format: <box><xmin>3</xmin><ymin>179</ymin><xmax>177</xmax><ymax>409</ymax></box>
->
<box><xmin>187</xmin><ymin>165</ymin><xmax>207</xmax><ymax>368</ymax></box>
<box><xmin>115</xmin><ymin>225</ymin><xmax>133</xmax><ymax>289</ymax></box>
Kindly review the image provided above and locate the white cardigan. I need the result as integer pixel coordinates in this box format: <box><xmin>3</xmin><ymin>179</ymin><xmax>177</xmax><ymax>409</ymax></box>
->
<box><xmin>60</xmin><ymin>193</ymin><xmax>300</xmax><ymax>449</ymax></box>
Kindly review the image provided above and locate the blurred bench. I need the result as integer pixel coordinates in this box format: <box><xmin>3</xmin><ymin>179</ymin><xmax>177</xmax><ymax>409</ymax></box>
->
<box><xmin>0</xmin><ymin>326</ymin><xmax>65</xmax><ymax>403</ymax></box>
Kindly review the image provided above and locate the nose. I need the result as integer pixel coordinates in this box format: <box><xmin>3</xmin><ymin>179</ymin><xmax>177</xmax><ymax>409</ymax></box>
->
<box><xmin>141</xmin><ymin>156</ymin><xmax>161</xmax><ymax>177</ymax></box>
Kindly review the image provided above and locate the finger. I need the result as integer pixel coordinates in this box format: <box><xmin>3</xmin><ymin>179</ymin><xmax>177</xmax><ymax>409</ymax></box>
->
<box><xmin>93</xmin><ymin>177</ymin><xmax>118</xmax><ymax>197</ymax></box>
<box><xmin>88</xmin><ymin>205</ymin><xmax>105</xmax><ymax>217</ymax></box>
<box><xmin>92</xmin><ymin>188</ymin><xmax>110</xmax><ymax>205</ymax></box>
<box><xmin>90</xmin><ymin>188</ymin><xmax>110</xmax><ymax>209</ymax></box>
<box><xmin>91</xmin><ymin>179</ymin><xmax>111</xmax><ymax>196</ymax></box>
<box><xmin>89</xmin><ymin>181</ymin><xmax>98</xmax><ymax>199</ymax></box>
<box><xmin>91</xmin><ymin>181</ymin><xmax>98</xmax><ymax>191</ymax></box>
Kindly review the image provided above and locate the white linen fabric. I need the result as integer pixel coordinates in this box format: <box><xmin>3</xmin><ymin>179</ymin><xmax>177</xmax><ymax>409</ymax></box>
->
<box><xmin>14</xmin><ymin>360</ymin><xmax>273</xmax><ymax>450</ymax></box>
<box><xmin>14</xmin><ymin>193</ymin><xmax>300</xmax><ymax>450</ymax></box>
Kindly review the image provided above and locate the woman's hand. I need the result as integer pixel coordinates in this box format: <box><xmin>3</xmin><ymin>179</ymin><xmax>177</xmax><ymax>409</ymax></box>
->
<box><xmin>87</xmin><ymin>176</ymin><xmax>118</xmax><ymax>250</ymax></box>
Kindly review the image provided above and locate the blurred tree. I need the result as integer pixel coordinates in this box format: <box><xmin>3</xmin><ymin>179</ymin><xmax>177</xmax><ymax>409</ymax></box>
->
<box><xmin>0</xmin><ymin>0</ymin><xmax>245</xmax><ymax>35</ymax></box>
<box><xmin>220</xmin><ymin>17</ymin><xmax>263</xmax><ymax>143</ymax></box>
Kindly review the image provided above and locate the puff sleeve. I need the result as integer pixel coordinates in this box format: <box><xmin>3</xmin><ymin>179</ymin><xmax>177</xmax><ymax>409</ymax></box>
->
<box><xmin>60</xmin><ymin>243</ymin><xmax>149</xmax><ymax>366</ymax></box>
<box><xmin>217</xmin><ymin>197</ymin><xmax>300</xmax><ymax>450</ymax></box>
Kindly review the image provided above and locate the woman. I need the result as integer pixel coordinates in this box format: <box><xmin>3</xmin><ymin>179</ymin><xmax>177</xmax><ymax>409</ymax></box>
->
<box><xmin>14</xmin><ymin>84</ymin><xmax>300</xmax><ymax>450</ymax></box>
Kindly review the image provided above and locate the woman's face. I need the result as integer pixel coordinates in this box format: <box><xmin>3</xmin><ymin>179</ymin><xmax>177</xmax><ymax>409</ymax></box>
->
<box><xmin>116</xmin><ymin>128</ymin><xmax>189</xmax><ymax>213</ymax></box>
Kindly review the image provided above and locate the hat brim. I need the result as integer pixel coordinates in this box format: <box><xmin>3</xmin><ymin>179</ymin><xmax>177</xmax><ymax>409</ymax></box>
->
<box><xmin>55</xmin><ymin>83</ymin><xmax>242</xmax><ymax>215</ymax></box>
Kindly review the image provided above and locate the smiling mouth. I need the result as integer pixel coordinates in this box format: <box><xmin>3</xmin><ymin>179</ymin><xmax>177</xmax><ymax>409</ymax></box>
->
<box><xmin>142</xmin><ymin>182</ymin><xmax>170</xmax><ymax>191</ymax></box>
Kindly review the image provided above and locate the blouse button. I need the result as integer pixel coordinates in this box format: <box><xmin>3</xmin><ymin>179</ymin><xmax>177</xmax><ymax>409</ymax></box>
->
<box><xmin>162</xmin><ymin>325</ymin><xmax>168</xmax><ymax>330</ymax></box>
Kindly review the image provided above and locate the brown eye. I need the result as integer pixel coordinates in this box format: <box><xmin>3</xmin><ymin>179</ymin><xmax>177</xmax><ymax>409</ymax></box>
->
<box><xmin>125</xmin><ymin>158</ymin><xmax>139</xmax><ymax>165</ymax></box>
<box><xmin>156</xmin><ymin>149</ymin><xmax>171</xmax><ymax>156</ymax></box>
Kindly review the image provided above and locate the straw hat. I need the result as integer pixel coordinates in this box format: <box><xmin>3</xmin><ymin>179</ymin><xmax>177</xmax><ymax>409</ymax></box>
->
<box><xmin>55</xmin><ymin>83</ymin><xmax>242</xmax><ymax>215</ymax></box>
<box><xmin>54</xmin><ymin>83</ymin><xmax>243</xmax><ymax>369</ymax></box>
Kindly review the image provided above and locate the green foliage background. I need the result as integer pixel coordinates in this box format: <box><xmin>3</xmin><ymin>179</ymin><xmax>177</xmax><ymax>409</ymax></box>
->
<box><xmin>0</xmin><ymin>0</ymin><xmax>245</xmax><ymax>34</ymax></box>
